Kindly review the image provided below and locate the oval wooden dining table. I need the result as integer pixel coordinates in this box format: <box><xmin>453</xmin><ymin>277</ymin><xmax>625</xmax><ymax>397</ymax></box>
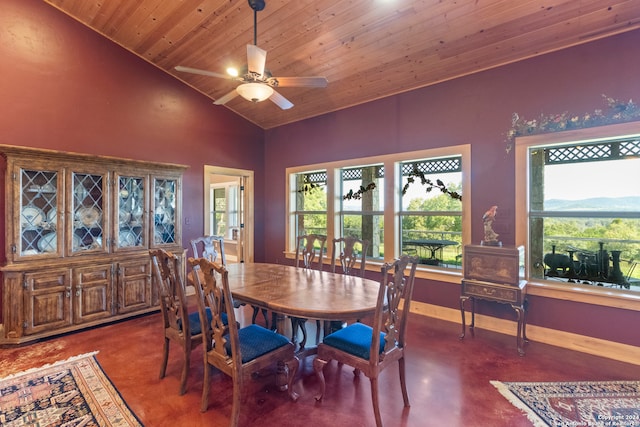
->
<box><xmin>225</xmin><ymin>262</ymin><xmax>381</xmax><ymax>337</ymax></box>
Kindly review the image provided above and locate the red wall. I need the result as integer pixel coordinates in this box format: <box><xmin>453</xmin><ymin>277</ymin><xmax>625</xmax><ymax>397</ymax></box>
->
<box><xmin>0</xmin><ymin>0</ymin><xmax>266</xmax><ymax>263</ymax></box>
<box><xmin>2</xmin><ymin>0</ymin><xmax>638</xmax><ymax>349</ymax></box>
<box><xmin>264</xmin><ymin>31</ymin><xmax>640</xmax><ymax>348</ymax></box>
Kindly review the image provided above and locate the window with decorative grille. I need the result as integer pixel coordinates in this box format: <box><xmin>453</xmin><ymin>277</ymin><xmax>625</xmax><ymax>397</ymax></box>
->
<box><xmin>286</xmin><ymin>145</ymin><xmax>469</xmax><ymax>275</ymax></box>
<box><xmin>399</xmin><ymin>156</ymin><xmax>462</xmax><ymax>268</ymax></box>
<box><xmin>521</xmin><ymin>135</ymin><xmax>640</xmax><ymax>292</ymax></box>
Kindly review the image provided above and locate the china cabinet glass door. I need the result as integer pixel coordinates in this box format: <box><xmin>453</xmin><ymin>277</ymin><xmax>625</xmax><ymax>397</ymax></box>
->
<box><xmin>153</xmin><ymin>178</ymin><xmax>177</xmax><ymax>245</ymax></box>
<box><xmin>18</xmin><ymin>168</ymin><xmax>60</xmax><ymax>257</ymax></box>
<box><xmin>116</xmin><ymin>175</ymin><xmax>146</xmax><ymax>250</ymax></box>
<box><xmin>71</xmin><ymin>172</ymin><xmax>107</xmax><ymax>254</ymax></box>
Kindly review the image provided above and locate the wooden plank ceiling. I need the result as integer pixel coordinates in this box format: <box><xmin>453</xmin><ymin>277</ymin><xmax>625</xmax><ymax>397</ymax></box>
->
<box><xmin>44</xmin><ymin>0</ymin><xmax>640</xmax><ymax>129</ymax></box>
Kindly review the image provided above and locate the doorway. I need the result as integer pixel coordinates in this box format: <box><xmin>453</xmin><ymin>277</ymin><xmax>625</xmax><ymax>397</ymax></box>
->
<box><xmin>203</xmin><ymin>166</ymin><xmax>254</xmax><ymax>263</ymax></box>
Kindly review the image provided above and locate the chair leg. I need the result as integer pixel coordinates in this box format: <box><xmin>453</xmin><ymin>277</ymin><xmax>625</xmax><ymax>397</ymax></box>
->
<box><xmin>159</xmin><ymin>337</ymin><xmax>169</xmax><ymax>379</ymax></box>
<box><xmin>179</xmin><ymin>345</ymin><xmax>190</xmax><ymax>395</ymax></box>
<box><xmin>230</xmin><ymin>376</ymin><xmax>242</xmax><ymax>427</ymax></box>
<box><xmin>286</xmin><ymin>356</ymin><xmax>301</xmax><ymax>402</ymax></box>
<box><xmin>399</xmin><ymin>356</ymin><xmax>410</xmax><ymax>407</ymax></box>
<box><xmin>370</xmin><ymin>376</ymin><xmax>383</xmax><ymax>427</ymax></box>
<box><xmin>313</xmin><ymin>357</ymin><xmax>328</xmax><ymax>401</ymax></box>
<box><xmin>201</xmin><ymin>363</ymin><xmax>211</xmax><ymax>413</ymax></box>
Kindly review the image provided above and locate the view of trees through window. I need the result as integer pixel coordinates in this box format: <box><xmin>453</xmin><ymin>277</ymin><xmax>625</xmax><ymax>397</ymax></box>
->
<box><xmin>292</xmin><ymin>155</ymin><xmax>464</xmax><ymax>269</ymax></box>
<box><xmin>528</xmin><ymin>138</ymin><xmax>640</xmax><ymax>291</ymax></box>
<box><xmin>400</xmin><ymin>157</ymin><xmax>462</xmax><ymax>267</ymax></box>
<box><xmin>341</xmin><ymin>165</ymin><xmax>385</xmax><ymax>258</ymax></box>
<box><xmin>294</xmin><ymin>171</ymin><xmax>327</xmax><ymax>239</ymax></box>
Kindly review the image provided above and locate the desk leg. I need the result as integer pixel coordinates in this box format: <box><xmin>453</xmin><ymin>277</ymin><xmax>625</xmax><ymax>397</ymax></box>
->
<box><xmin>459</xmin><ymin>296</ymin><xmax>471</xmax><ymax>339</ymax></box>
<box><xmin>522</xmin><ymin>299</ymin><xmax>529</xmax><ymax>343</ymax></box>
<box><xmin>512</xmin><ymin>304</ymin><xmax>526</xmax><ymax>356</ymax></box>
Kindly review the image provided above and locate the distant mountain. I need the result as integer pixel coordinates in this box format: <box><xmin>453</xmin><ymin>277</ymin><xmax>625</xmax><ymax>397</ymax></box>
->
<box><xmin>545</xmin><ymin>196</ymin><xmax>640</xmax><ymax>211</ymax></box>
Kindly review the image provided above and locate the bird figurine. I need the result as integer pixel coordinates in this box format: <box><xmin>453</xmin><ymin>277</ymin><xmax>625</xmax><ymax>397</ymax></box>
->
<box><xmin>483</xmin><ymin>205</ymin><xmax>498</xmax><ymax>223</ymax></box>
<box><xmin>482</xmin><ymin>205</ymin><xmax>500</xmax><ymax>245</ymax></box>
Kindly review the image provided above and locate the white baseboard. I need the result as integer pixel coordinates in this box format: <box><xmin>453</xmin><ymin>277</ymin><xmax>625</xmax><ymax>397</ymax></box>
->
<box><xmin>410</xmin><ymin>301</ymin><xmax>640</xmax><ymax>366</ymax></box>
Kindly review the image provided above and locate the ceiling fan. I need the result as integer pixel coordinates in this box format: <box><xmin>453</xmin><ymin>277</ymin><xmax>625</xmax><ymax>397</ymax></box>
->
<box><xmin>175</xmin><ymin>0</ymin><xmax>328</xmax><ymax>110</ymax></box>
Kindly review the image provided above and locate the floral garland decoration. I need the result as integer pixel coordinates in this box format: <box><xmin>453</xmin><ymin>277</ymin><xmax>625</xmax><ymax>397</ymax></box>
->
<box><xmin>505</xmin><ymin>95</ymin><xmax>640</xmax><ymax>153</ymax></box>
<box><xmin>402</xmin><ymin>166</ymin><xmax>462</xmax><ymax>201</ymax></box>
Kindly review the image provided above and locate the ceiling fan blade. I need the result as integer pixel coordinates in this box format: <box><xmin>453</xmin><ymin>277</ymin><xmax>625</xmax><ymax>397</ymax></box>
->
<box><xmin>175</xmin><ymin>65</ymin><xmax>228</xmax><ymax>80</ymax></box>
<box><xmin>269</xmin><ymin>90</ymin><xmax>293</xmax><ymax>110</ymax></box>
<box><xmin>272</xmin><ymin>76</ymin><xmax>328</xmax><ymax>88</ymax></box>
<box><xmin>247</xmin><ymin>44</ymin><xmax>267</xmax><ymax>77</ymax></box>
<box><xmin>213</xmin><ymin>89</ymin><xmax>240</xmax><ymax>105</ymax></box>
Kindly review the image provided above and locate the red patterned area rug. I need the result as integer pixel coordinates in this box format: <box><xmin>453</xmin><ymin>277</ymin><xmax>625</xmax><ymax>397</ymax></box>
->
<box><xmin>0</xmin><ymin>352</ymin><xmax>143</xmax><ymax>426</ymax></box>
<box><xmin>492</xmin><ymin>380</ymin><xmax>640</xmax><ymax>427</ymax></box>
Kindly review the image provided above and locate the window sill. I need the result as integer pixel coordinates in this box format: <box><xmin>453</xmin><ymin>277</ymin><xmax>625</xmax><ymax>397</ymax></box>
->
<box><xmin>526</xmin><ymin>280</ymin><xmax>640</xmax><ymax>311</ymax></box>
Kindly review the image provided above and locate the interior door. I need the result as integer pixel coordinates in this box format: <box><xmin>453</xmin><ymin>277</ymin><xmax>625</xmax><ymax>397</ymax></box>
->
<box><xmin>204</xmin><ymin>166</ymin><xmax>253</xmax><ymax>263</ymax></box>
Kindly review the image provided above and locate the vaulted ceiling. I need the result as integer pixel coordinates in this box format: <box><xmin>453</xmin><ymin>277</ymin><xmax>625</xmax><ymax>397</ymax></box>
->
<box><xmin>44</xmin><ymin>0</ymin><xmax>640</xmax><ymax>129</ymax></box>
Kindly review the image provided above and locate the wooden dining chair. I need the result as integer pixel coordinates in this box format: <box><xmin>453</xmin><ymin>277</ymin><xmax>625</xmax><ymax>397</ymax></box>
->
<box><xmin>150</xmin><ymin>248</ymin><xmax>206</xmax><ymax>395</ymax></box>
<box><xmin>188</xmin><ymin>257</ymin><xmax>299</xmax><ymax>423</ymax></box>
<box><xmin>190</xmin><ymin>235</ymin><xmax>226</xmax><ymax>264</ymax></box>
<box><xmin>313</xmin><ymin>254</ymin><xmax>419</xmax><ymax>427</ymax></box>
<box><xmin>190</xmin><ymin>235</ymin><xmax>262</xmax><ymax>316</ymax></box>
<box><xmin>292</xmin><ymin>233</ymin><xmax>327</xmax><ymax>348</ymax></box>
<box><xmin>188</xmin><ymin>236</ymin><xmax>226</xmax><ymax>284</ymax></box>
<box><xmin>328</xmin><ymin>236</ymin><xmax>370</xmax><ymax>334</ymax></box>
<box><xmin>330</xmin><ymin>236</ymin><xmax>369</xmax><ymax>278</ymax></box>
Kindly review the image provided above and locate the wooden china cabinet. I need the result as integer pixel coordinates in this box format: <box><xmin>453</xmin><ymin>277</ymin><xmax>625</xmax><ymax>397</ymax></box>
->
<box><xmin>0</xmin><ymin>145</ymin><xmax>187</xmax><ymax>345</ymax></box>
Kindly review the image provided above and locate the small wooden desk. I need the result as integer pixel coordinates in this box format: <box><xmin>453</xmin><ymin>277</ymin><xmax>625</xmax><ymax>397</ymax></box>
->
<box><xmin>459</xmin><ymin>279</ymin><xmax>528</xmax><ymax>355</ymax></box>
<box><xmin>226</xmin><ymin>263</ymin><xmax>381</xmax><ymax>336</ymax></box>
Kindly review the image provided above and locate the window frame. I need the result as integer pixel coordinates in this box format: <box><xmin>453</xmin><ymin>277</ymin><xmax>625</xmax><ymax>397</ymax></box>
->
<box><xmin>515</xmin><ymin>120</ymin><xmax>640</xmax><ymax>310</ymax></box>
<box><xmin>286</xmin><ymin>145</ymin><xmax>471</xmax><ymax>282</ymax></box>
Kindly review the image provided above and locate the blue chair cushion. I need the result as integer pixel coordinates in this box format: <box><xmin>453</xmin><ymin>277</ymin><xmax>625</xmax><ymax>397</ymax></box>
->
<box><xmin>225</xmin><ymin>324</ymin><xmax>290</xmax><ymax>364</ymax></box>
<box><xmin>322</xmin><ymin>322</ymin><xmax>385</xmax><ymax>360</ymax></box>
<box><xmin>180</xmin><ymin>308</ymin><xmax>227</xmax><ymax>336</ymax></box>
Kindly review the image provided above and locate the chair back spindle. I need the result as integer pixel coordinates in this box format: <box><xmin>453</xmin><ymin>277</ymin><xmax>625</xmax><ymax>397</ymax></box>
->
<box><xmin>295</xmin><ymin>234</ymin><xmax>326</xmax><ymax>270</ymax></box>
<box><xmin>331</xmin><ymin>236</ymin><xmax>369</xmax><ymax>277</ymax></box>
<box><xmin>190</xmin><ymin>235</ymin><xmax>226</xmax><ymax>265</ymax></box>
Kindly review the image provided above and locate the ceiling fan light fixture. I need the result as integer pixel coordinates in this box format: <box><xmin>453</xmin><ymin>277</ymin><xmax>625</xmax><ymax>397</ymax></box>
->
<box><xmin>236</xmin><ymin>82</ymin><xmax>273</xmax><ymax>102</ymax></box>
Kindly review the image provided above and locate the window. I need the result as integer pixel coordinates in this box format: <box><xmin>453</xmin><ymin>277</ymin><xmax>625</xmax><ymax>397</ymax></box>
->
<box><xmin>400</xmin><ymin>157</ymin><xmax>462</xmax><ymax>267</ymax></box>
<box><xmin>287</xmin><ymin>145</ymin><xmax>470</xmax><ymax>277</ymax></box>
<box><xmin>212</xmin><ymin>187</ymin><xmax>226</xmax><ymax>236</ymax></box>
<box><xmin>210</xmin><ymin>182</ymin><xmax>240</xmax><ymax>239</ymax></box>
<box><xmin>340</xmin><ymin>164</ymin><xmax>385</xmax><ymax>259</ymax></box>
<box><xmin>292</xmin><ymin>170</ymin><xmax>327</xmax><ymax>237</ymax></box>
<box><xmin>516</xmin><ymin>122</ymin><xmax>640</xmax><ymax>295</ymax></box>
